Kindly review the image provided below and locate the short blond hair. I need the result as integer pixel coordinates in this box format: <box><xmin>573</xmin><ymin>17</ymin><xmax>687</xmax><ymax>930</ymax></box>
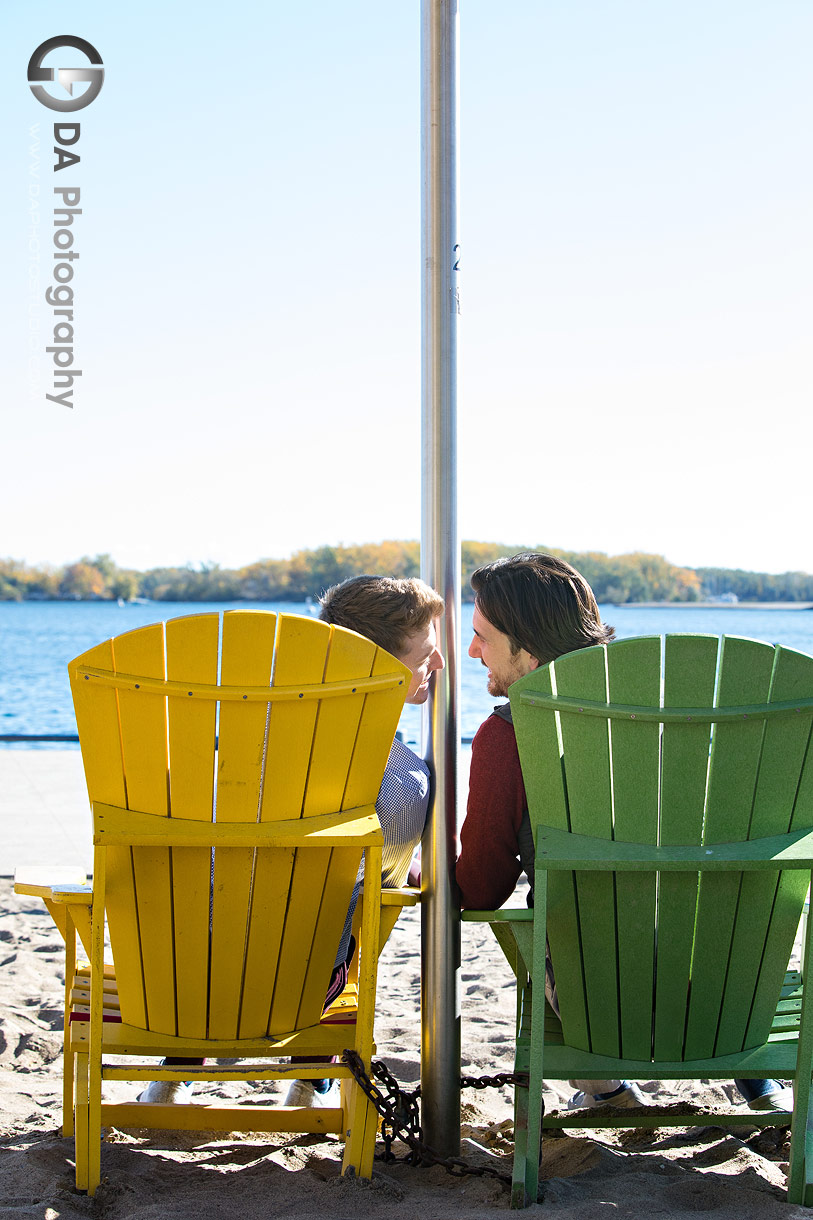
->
<box><xmin>319</xmin><ymin>575</ymin><xmax>444</xmax><ymax>658</ymax></box>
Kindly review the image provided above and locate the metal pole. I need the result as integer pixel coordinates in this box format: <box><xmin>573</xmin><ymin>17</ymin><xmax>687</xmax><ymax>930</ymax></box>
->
<box><xmin>420</xmin><ymin>0</ymin><xmax>460</xmax><ymax>1158</ymax></box>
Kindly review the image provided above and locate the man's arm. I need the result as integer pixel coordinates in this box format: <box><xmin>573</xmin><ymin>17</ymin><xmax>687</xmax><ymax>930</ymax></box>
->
<box><xmin>454</xmin><ymin>713</ymin><xmax>526</xmax><ymax>910</ymax></box>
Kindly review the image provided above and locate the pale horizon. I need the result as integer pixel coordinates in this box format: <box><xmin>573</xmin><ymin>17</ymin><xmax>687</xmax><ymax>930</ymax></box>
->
<box><xmin>4</xmin><ymin>538</ymin><xmax>812</xmax><ymax>580</ymax></box>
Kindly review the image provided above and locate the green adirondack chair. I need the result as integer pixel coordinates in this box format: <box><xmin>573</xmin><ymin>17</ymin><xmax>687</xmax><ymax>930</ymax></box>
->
<box><xmin>462</xmin><ymin>634</ymin><xmax>813</xmax><ymax>1207</ymax></box>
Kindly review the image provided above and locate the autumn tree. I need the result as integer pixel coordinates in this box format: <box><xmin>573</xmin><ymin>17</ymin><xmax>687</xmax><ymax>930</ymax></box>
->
<box><xmin>59</xmin><ymin>561</ymin><xmax>106</xmax><ymax>599</ymax></box>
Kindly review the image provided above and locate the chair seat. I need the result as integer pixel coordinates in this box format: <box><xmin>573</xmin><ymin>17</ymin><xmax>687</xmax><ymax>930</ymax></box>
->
<box><xmin>68</xmin><ymin>963</ymin><xmax>362</xmax><ymax>1030</ymax></box>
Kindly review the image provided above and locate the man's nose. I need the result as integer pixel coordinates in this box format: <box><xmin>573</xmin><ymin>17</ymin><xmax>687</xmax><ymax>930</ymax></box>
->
<box><xmin>430</xmin><ymin>647</ymin><xmax>445</xmax><ymax>672</ymax></box>
<box><xmin>468</xmin><ymin>635</ymin><xmax>480</xmax><ymax>659</ymax></box>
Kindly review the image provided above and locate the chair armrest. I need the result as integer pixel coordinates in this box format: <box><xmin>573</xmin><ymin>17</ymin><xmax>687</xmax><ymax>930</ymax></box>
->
<box><xmin>14</xmin><ymin>867</ymin><xmax>91</xmax><ymax>902</ymax></box>
<box><xmin>461</xmin><ymin>908</ymin><xmax>533</xmax><ymax>922</ymax></box>
<box><xmin>14</xmin><ymin>868</ymin><xmax>93</xmax><ymax>957</ymax></box>
<box><xmin>381</xmin><ymin>886</ymin><xmax>420</xmax><ymax>908</ymax></box>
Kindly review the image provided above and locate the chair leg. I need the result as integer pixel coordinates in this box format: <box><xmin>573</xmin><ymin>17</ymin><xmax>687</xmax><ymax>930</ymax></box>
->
<box><xmin>510</xmin><ymin>977</ymin><xmax>532</xmax><ymax>1207</ymax></box>
<box><xmin>511</xmin><ymin>1088</ymin><xmax>530</xmax><ymax>1207</ymax></box>
<box><xmin>341</xmin><ymin>1076</ymin><xmax>377</xmax><ymax>1180</ymax></box>
<box><xmin>523</xmin><ymin>874</ymin><xmax>551</xmax><ymax>1208</ymax></box>
<box><xmin>357</xmin><ymin>1093</ymin><xmax>379</xmax><ymax>1180</ymax></box>
<box><xmin>62</xmin><ymin>1047</ymin><xmax>75</xmax><ymax>1138</ymax></box>
<box><xmin>73</xmin><ymin>1050</ymin><xmax>89</xmax><ymax>1193</ymax></box>
<box><xmin>86</xmin><ymin>1052</ymin><xmax>102</xmax><ymax>1195</ymax></box>
<box><xmin>788</xmin><ymin>1081</ymin><xmax>813</xmax><ymax>1206</ymax></box>
<box><xmin>523</xmin><ymin>980</ymin><xmax>545</xmax><ymax>1208</ymax></box>
<box><xmin>62</xmin><ymin>921</ymin><xmax>76</xmax><ymax>1137</ymax></box>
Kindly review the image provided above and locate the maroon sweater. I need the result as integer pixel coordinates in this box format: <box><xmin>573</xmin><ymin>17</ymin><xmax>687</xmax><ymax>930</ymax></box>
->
<box><xmin>454</xmin><ymin>711</ymin><xmax>528</xmax><ymax>910</ymax></box>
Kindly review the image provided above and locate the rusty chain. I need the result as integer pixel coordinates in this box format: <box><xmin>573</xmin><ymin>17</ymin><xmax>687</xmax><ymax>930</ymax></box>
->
<box><xmin>342</xmin><ymin>1049</ymin><xmax>532</xmax><ymax>1184</ymax></box>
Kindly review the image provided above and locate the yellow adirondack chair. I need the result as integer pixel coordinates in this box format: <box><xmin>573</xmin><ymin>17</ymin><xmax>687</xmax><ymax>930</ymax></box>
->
<box><xmin>15</xmin><ymin>610</ymin><xmax>417</xmax><ymax>1195</ymax></box>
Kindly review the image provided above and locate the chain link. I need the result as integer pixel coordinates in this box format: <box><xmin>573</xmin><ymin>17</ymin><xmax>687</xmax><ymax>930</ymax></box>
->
<box><xmin>342</xmin><ymin>1050</ymin><xmax>531</xmax><ymax>1184</ymax></box>
<box><xmin>460</xmin><ymin>1070</ymin><xmax>529</xmax><ymax>1092</ymax></box>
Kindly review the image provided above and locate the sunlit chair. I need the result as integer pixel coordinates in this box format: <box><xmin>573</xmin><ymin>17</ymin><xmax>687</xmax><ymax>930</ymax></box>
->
<box><xmin>15</xmin><ymin>610</ymin><xmax>417</xmax><ymax>1194</ymax></box>
<box><xmin>464</xmin><ymin>634</ymin><xmax>813</xmax><ymax>1206</ymax></box>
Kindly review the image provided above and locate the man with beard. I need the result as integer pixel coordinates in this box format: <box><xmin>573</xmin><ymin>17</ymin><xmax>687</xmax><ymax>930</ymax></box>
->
<box><xmin>455</xmin><ymin>551</ymin><xmax>790</xmax><ymax>1113</ymax></box>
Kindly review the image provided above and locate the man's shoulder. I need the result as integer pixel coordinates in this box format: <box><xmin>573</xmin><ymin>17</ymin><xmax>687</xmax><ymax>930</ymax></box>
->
<box><xmin>472</xmin><ymin>705</ymin><xmax>517</xmax><ymax>748</ymax></box>
<box><xmin>388</xmin><ymin>735</ymin><xmax>429</xmax><ymax>770</ymax></box>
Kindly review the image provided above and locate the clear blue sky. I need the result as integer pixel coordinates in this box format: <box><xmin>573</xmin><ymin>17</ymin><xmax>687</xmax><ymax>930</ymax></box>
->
<box><xmin>2</xmin><ymin>1</ymin><xmax>811</xmax><ymax>575</ymax></box>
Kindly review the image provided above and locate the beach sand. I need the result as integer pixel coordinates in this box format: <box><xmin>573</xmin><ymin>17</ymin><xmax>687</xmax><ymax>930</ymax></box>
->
<box><xmin>1</xmin><ymin>877</ymin><xmax>805</xmax><ymax>1219</ymax></box>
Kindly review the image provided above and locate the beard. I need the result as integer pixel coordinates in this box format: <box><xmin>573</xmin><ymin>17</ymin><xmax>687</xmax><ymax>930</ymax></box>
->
<box><xmin>483</xmin><ymin>649</ymin><xmax>531</xmax><ymax>698</ymax></box>
<box><xmin>486</xmin><ymin>668</ymin><xmax>511</xmax><ymax>698</ymax></box>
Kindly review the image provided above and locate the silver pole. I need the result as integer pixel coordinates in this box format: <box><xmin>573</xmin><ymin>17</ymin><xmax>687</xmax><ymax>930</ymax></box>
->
<box><xmin>420</xmin><ymin>0</ymin><xmax>460</xmax><ymax>1158</ymax></box>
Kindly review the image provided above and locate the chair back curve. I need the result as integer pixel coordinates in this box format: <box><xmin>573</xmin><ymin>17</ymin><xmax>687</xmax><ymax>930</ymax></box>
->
<box><xmin>510</xmin><ymin>633</ymin><xmax>813</xmax><ymax>1061</ymax></box>
<box><xmin>69</xmin><ymin>610</ymin><xmax>409</xmax><ymax>1040</ymax></box>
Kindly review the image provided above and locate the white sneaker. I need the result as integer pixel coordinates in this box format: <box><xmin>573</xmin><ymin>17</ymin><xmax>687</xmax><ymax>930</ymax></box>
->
<box><xmin>137</xmin><ymin>1079</ymin><xmax>194</xmax><ymax>1104</ymax></box>
<box><xmin>284</xmin><ymin>1078</ymin><xmax>340</xmax><ymax>1107</ymax></box>
<box><xmin>747</xmin><ymin>1086</ymin><xmax>793</xmax><ymax>1113</ymax></box>
<box><xmin>567</xmin><ymin>1082</ymin><xmax>650</xmax><ymax>1111</ymax></box>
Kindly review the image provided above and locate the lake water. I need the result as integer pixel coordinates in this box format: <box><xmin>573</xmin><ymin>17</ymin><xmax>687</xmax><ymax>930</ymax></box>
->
<box><xmin>2</xmin><ymin>600</ymin><xmax>813</xmax><ymax>748</ymax></box>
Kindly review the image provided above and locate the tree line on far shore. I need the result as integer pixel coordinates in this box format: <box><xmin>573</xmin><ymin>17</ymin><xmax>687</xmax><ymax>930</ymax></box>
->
<box><xmin>1</xmin><ymin>544</ymin><xmax>811</xmax><ymax>605</ymax></box>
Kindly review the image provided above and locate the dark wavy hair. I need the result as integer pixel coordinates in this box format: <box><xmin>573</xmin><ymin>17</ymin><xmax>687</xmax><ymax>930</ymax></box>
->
<box><xmin>470</xmin><ymin>552</ymin><xmax>614</xmax><ymax>665</ymax></box>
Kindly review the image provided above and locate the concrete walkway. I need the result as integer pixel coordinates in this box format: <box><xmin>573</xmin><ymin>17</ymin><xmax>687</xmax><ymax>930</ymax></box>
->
<box><xmin>0</xmin><ymin>747</ymin><xmax>472</xmax><ymax>879</ymax></box>
<box><xmin>0</xmin><ymin>750</ymin><xmax>91</xmax><ymax>874</ymax></box>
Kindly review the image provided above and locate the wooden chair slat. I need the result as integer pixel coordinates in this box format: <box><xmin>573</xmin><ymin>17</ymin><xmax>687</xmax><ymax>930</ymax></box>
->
<box><xmin>268</xmin><ymin>846</ymin><xmax>334</xmax><ymax>1033</ymax></box>
<box><xmin>654</xmin><ymin>635</ymin><xmax>717</xmax><ymax>1060</ymax></box>
<box><xmin>260</xmin><ymin>615</ymin><xmax>328</xmax><ymax>821</ymax></box>
<box><xmin>227</xmin><ymin>617</ymin><xmax>334</xmax><ymax>1037</ymax></box>
<box><xmin>209</xmin><ymin>611</ymin><xmax>277</xmax><ymax>1040</ymax></box>
<box><xmin>718</xmin><ymin>648</ymin><xmax>813</xmax><ymax>1051</ymax></box>
<box><xmin>606</xmin><ymin>636</ymin><xmax>661</xmax><ymax>1060</ymax></box>
<box><xmin>554</xmin><ymin>646</ymin><xmax>619</xmax><ymax>1056</ymax></box>
<box><xmin>237</xmin><ymin>847</ymin><xmax>296</xmax><ymax>1038</ymax></box>
<box><xmin>112</xmin><ymin>624</ymin><xmax>169</xmax><ymax>815</ymax></box>
<box><xmin>215</xmin><ymin>610</ymin><xmax>277</xmax><ymax>822</ymax></box>
<box><xmin>685</xmin><ymin>636</ymin><xmax>775</xmax><ymax>1057</ymax></box>
<box><xmin>166</xmin><ymin>614</ymin><xmax>219</xmax><ymax>821</ymax></box>
<box><xmin>110</xmin><ymin>625</ymin><xmax>175</xmax><ymax>1034</ymax></box>
<box><xmin>292</xmin><ymin>846</ymin><xmax>365</xmax><ymax>1029</ymax></box>
<box><xmin>342</xmin><ymin>647</ymin><xmax>411</xmax><ymax>812</ymax></box>
<box><xmin>513</xmin><ymin>662</ymin><xmax>589</xmax><ymax>1051</ymax></box>
<box><xmin>303</xmin><ymin>626</ymin><xmax>376</xmax><ymax>818</ymax></box>
<box><xmin>752</xmin><ymin>647</ymin><xmax>813</xmax><ymax>839</ymax></box>
<box><xmin>69</xmin><ymin>639</ymin><xmax>126</xmax><ymax>808</ymax></box>
<box><xmin>70</xmin><ymin>641</ymin><xmax>146</xmax><ymax>1027</ymax></box>
<box><xmin>166</xmin><ymin>614</ymin><xmax>219</xmax><ymax>1040</ymax></box>
<box><xmin>739</xmin><ymin>647</ymin><xmax>813</xmax><ymax>1048</ymax></box>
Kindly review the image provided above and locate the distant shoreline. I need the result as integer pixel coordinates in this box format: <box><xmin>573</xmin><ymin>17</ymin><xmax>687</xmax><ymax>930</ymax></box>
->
<box><xmin>3</xmin><ymin>598</ymin><xmax>813</xmax><ymax>610</ymax></box>
<box><xmin>612</xmin><ymin>602</ymin><xmax>813</xmax><ymax>610</ymax></box>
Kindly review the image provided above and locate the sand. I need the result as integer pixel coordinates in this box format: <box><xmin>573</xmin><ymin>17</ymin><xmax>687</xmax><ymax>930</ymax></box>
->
<box><xmin>0</xmin><ymin>877</ymin><xmax>806</xmax><ymax>1219</ymax></box>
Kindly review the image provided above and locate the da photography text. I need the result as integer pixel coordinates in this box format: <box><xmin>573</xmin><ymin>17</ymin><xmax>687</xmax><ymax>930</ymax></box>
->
<box><xmin>27</xmin><ymin>36</ymin><xmax>104</xmax><ymax>409</ymax></box>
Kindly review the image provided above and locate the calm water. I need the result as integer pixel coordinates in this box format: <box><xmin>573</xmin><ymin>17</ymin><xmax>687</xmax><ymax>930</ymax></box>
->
<box><xmin>2</xmin><ymin>600</ymin><xmax>813</xmax><ymax>747</ymax></box>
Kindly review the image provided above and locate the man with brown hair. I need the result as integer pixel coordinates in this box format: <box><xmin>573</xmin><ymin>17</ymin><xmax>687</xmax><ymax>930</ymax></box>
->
<box><xmin>279</xmin><ymin>574</ymin><xmax>445</xmax><ymax>1106</ymax></box>
<box><xmin>317</xmin><ymin>574</ymin><xmax>445</xmax><ymax>906</ymax></box>
<box><xmin>456</xmin><ymin>552</ymin><xmax>613</xmax><ymax>913</ymax></box>
<box><xmin>319</xmin><ymin>574</ymin><xmax>445</xmax><ymax>710</ymax></box>
<box><xmin>455</xmin><ymin>552</ymin><xmax>789</xmax><ymax>1114</ymax></box>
